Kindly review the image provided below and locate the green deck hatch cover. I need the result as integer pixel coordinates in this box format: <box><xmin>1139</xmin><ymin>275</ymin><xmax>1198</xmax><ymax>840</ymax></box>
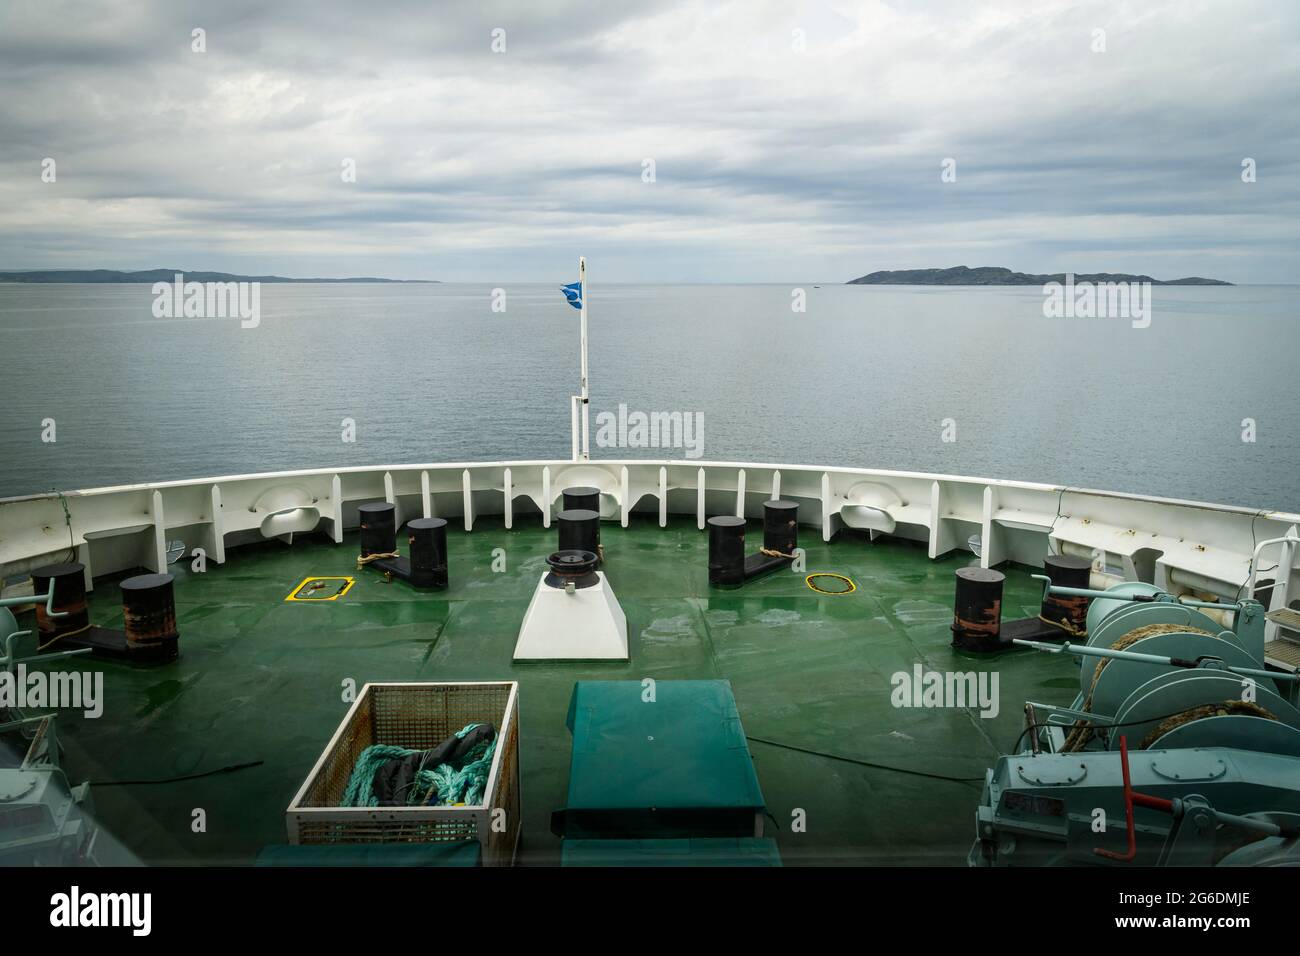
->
<box><xmin>561</xmin><ymin>837</ymin><xmax>782</xmax><ymax>867</ymax></box>
<box><xmin>561</xmin><ymin>679</ymin><xmax>765</xmax><ymax>813</ymax></box>
<box><xmin>254</xmin><ymin>841</ymin><xmax>481</xmax><ymax>867</ymax></box>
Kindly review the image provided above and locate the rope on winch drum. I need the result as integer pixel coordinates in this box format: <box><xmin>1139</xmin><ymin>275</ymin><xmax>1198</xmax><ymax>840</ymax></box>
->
<box><xmin>1138</xmin><ymin>700</ymin><xmax>1277</xmax><ymax>749</ymax></box>
<box><xmin>1061</xmin><ymin>622</ymin><xmax>1219</xmax><ymax>752</ymax></box>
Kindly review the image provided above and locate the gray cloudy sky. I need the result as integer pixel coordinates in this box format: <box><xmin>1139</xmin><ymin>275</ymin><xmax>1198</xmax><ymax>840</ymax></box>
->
<box><xmin>1</xmin><ymin>0</ymin><xmax>1296</xmax><ymax>282</ymax></box>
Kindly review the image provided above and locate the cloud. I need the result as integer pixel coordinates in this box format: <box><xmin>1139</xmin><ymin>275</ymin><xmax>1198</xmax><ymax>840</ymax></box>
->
<box><xmin>0</xmin><ymin>0</ymin><xmax>1295</xmax><ymax>281</ymax></box>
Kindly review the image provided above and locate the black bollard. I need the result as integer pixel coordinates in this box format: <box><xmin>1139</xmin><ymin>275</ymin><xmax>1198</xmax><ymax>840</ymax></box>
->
<box><xmin>358</xmin><ymin>502</ymin><xmax>398</xmax><ymax>557</ymax></box>
<box><xmin>951</xmin><ymin>567</ymin><xmax>1006</xmax><ymax>652</ymax></box>
<box><xmin>708</xmin><ymin>516</ymin><xmax>746</xmax><ymax>588</ymax></box>
<box><xmin>1041</xmin><ymin>554</ymin><xmax>1092</xmax><ymax>636</ymax></box>
<box><xmin>562</xmin><ymin>486</ymin><xmax>602</xmax><ymax>513</ymax></box>
<box><xmin>762</xmin><ymin>500</ymin><xmax>799</xmax><ymax>555</ymax></box>
<box><xmin>121</xmin><ymin>572</ymin><xmax>180</xmax><ymax>663</ymax></box>
<box><xmin>407</xmin><ymin>518</ymin><xmax>449</xmax><ymax>589</ymax></box>
<box><xmin>31</xmin><ymin>562</ymin><xmax>89</xmax><ymax>645</ymax></box>
<box><xmin>557</xmin><ymin>508</ymin><xmax>600</xmax><ymax>557</ymax></box>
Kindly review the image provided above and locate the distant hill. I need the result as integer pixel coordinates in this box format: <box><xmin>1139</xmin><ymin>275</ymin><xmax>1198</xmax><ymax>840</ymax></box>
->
<box><xmin>846</xmin><ymin>266</ymin><xmax>1231</xmax><ymax>286</ymax></box>
<box><xmin>0</xmin><ymin>269</ymin><xmax>438</xmax><ymax>284</ymax></box>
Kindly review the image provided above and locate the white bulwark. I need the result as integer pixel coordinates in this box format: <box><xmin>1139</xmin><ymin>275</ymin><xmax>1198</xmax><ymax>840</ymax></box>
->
<box><xmin>1</xmin><ymin>458</ymin><xmax>1297</xmax><ymax>661</ymax></box>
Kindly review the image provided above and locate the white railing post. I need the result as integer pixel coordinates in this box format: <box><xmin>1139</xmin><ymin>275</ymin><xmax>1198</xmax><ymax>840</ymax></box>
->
<box><xmin>659</xmin><ymin>467</ymin><xmax>668</xmax><ymax>528</ymax></box>
<box><xmin>504</xmin><ymin>468</ymin><xmax>513</xmax><ymax>530</ymax></box>
<box><xmin>330</xmin><ymin>474</ymin><xmax>343</xmax><ymax>543</ymax></box>
<box><xmin>621</xmin><ymin>466</ymin><xmax>630</xmax><ymax>528</ymax></box>
<box><xmin>697</xmin><ymin>467</ymin><xmax>707</xmax><ymax>530</ymax></box>
<box><xmin>821</xmin><ymin>472</ymin><xmax>833</xmax><ymax>542</ymax></box>
<box><xmin>210</xmin><ymin>484</ymin><xmax>227</xmax><ymax>563</ymax></box>
<box><xmin>462</xmin><ymin>469</ymin><xmax>474</xmax><ymax>531</ymax></box>
<box><xmin>150</xmin><ymin>490</ymin><xmax>167</xmax><ymax>572</ymax></box>
<box><xmin>542</xmin><ymin>466</ymin><xmax>552</xmax><ymax>528</ymax></box>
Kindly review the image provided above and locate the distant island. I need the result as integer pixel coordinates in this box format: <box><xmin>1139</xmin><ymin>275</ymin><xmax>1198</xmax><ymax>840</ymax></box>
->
<box><xmin>847</xmin><ymin>266</ymin><xmax>1231</xmax><ymax>286</ymax></box>
<box><xmin>0</xmin><ymin>269</ymin><xmax>438</xmax><ymax>284</ymax></box>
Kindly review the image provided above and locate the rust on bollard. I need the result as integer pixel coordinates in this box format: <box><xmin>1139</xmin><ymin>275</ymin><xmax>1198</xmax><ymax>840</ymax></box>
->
<box><xmin>951</xmin><ymin>567</ymin><xmax>1006</xmax><ymax>652</ymax></box>
<box><xmin>1040</xmin><ymin>554</ymin><xmax>1092</xmax><ymax>637</ymax></box>
<box><xmin>31</xmin><ymin>562</ymin><xmax>90</xmax><ymax>647</ymax></box>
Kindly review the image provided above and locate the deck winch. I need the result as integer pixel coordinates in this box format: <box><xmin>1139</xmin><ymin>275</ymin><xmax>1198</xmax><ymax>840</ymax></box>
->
<box><xmin>1</xmin><ymin>585</ymin><xmax>104</xmax><ymax>865</ymax></box>
<box><xmin>972</xmin><ymin>578</ymin><xmax>1300</xmax><ymax>866</ymax></box>
<box><xmin>356</xmin><ymin>503</ymin><xmax>448</xmax><ymax>589</ymax></box>
<box><xmin>0</xmin><ymin>715</ymin><xmax>103</xmax><ymax>866</ymax></box>
<box><xmin>707</xmin><ymin>500</ymin><xmax>799</xmax><ymax>588</ymax></box>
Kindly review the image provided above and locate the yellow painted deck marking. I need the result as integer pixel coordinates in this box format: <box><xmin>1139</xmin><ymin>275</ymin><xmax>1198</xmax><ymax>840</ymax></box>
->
<box><xmin>286</xmin><ymin>576</ymin><xmax>355</xmax><ymax>602</ymax></box>
<box><xmin>805</xmin><ymin>573</ymin><xmax>856</xmax><ymax>595</ymax></box>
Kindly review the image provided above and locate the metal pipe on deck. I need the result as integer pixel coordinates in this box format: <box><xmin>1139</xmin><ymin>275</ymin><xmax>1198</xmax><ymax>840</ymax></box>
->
<box><xmin>1011</xmin><ymin>637</ymin><xmax>1298</xmax><ymax>682</ymax></box>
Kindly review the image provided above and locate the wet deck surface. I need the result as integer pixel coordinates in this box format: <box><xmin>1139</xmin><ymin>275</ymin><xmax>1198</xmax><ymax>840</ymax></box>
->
<box><xmin>56</xmin><ymin>515</ymin><xmax>1075</xmax><ymax>865</ymax></box>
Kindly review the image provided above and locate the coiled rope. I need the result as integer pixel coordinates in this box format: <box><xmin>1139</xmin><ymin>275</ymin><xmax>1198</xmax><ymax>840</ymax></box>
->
<box><xmin>341</xmin><ymin>723</ymin><xmax>497</xmax><ymax>808</ymax></box>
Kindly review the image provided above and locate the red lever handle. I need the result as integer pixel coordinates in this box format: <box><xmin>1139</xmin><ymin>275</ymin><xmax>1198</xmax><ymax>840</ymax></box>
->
<box><xmin>1094</xmin><ymin>735</ymin><xmax>1174</xmax><ymax>862</ymax></box>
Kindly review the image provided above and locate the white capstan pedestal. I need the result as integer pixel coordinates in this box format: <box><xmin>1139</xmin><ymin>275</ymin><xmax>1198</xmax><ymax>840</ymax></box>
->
<box><xmin>512</xmin><ymin>571</ymin><xmax>628</xmax><ymax>661</ymax></box>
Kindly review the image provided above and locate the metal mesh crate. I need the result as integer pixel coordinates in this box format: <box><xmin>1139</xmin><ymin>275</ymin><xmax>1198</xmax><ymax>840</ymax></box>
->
<box><xmin>286</xmin><ymin>681</ymin><xmax>520</xmax><ymax>866</ymax></box>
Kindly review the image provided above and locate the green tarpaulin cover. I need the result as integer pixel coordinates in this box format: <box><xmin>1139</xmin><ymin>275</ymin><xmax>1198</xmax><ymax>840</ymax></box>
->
<box><xmin>553</xmin><ymin>680</ymin><xmax>767</xmax><ymax>841</ymax></box>
<box><xmin>255</xmin><ymin>842</ymin><xmax>481</xmax><ymax>867</ymax></box>
<box><xmin>561</xmin><ymin>837</ymin><xmax>782</xmax><ymax>867</ymax></box>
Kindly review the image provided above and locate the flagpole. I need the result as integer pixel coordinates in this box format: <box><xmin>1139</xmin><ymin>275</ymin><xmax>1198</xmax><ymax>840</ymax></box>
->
<box><xmin>579</xmin><ymin>256</ymin><xmax>589</xmax><ymax>461</ymax></box>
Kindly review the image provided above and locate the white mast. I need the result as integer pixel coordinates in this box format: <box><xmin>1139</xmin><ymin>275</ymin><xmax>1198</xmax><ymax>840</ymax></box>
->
<box><xmin>579</xmin><ymin>256</ymin><xmax>589</xmax><ymax>461</ymax></box>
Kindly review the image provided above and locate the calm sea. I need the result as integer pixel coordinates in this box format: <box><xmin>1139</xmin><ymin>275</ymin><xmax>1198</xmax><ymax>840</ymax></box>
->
<box><xmin>1</xmin><ymin>282</ymin><xmax>1296</xmax><ymax>511</ymax></box>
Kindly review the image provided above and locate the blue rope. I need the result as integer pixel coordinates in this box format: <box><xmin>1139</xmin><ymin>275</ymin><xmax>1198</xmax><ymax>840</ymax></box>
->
<box><xmin>341</xmin><ymin>724</ymin><xmax>496</xmax><ymax>808</ymax></box>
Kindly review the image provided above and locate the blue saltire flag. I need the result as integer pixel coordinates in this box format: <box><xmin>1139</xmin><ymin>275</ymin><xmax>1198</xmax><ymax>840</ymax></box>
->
<box><xmin>560</xmin><ymin>281</ymin><xmax>583</xmax><ymax>310</ymax></box>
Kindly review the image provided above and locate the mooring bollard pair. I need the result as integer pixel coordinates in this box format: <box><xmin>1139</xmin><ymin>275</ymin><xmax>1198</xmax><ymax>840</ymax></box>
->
<box><xmin>707</xmin><ymin>500</ymin><xmax>799</xmax><ymax>588</ymax></box>
<box><xmin>950</xmin><ymin>553</ymin><xmax>1092</xmax><ymax>652</ymax></box>
<box><xmin>30</xmin><ymin>562</ymin><xmax>179</xmax><ymax>663</ymax></box>
<box><xmin>357</xmin><ymin>503</ymin><xmax>449</xmax><ymax>588</ymax></box>
<box><xmin>357</xmin><ymin>486</ymin><xmax>603</xmax><ymax>589</ymax></box>
<box><xmin>552</xmin><ymin>485</ymin><xmax>604</xmax><ymax>560</ymax></box>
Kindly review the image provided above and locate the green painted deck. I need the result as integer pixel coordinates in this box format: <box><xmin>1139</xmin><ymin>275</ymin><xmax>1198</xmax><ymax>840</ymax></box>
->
<box><xmin>57</xmin><ymin>515</ymin><xmax>1075</xmax><ymax>865</ymax></box>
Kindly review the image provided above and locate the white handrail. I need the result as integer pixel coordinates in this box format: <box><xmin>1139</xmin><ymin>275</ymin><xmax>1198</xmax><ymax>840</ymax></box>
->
<box><xmin>1247</xmin><ymin>534</ymin><xmax>1300</xmax><ymax>595</ymax></box>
